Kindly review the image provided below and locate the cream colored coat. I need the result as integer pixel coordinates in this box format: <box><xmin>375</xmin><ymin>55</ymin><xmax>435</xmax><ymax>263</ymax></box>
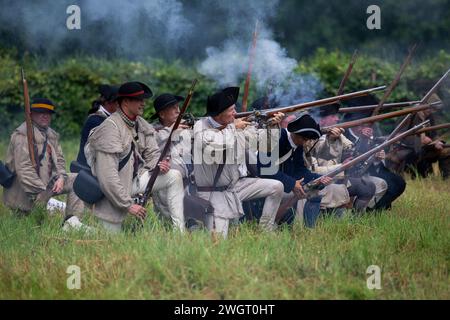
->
<box><xmin>304</xmin><ymin>134</ymin><xmax>353</xmax><ymax>176</ymax></box>
<box><xmin>303</xmin><ymin>134</ymin><xmax>353</xmax><ymax>208</ymax></box>
<box><xmin>86</xmin><ymin>112</ymin><xmax>160</xmax><ymax>224</ymax></box>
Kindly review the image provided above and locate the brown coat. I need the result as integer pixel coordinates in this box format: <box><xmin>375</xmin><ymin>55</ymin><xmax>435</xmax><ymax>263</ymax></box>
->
<box><xmin>3</xmin><ymin>122</ymin><xmax>67</xmax><ymax>211</ymax></box>
<box><xmin>86</xmin><ymin>112</ymin><xmax>160</xmax><ymax>224</ymax></box>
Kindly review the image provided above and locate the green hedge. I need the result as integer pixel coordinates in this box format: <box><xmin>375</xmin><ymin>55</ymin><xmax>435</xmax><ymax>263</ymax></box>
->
<box><xmin>1</xmin><ymin>48</ymin><xmax>449</xmax><ymax>138</ymax></box>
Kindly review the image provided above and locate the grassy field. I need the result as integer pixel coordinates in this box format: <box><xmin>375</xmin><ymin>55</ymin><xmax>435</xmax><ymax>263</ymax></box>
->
<box><xmin>0</xmin><ymin>139</ymin><xmax>449</xmax><ymax>299</ymax></box>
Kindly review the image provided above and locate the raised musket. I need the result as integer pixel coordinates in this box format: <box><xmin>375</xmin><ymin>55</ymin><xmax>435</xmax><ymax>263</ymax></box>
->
<box><xmin>138</xmin><ymin>79</ymin><xmax>198</xmax><ymax>207</ymax></box>
<box><xmin>241</xmin><ymin>20</ymin><xmax>259</xmax><ymax>113</ymax></box>
<box><xmin>337</xmin><ymin>49</ymin><xmax>358</xmax><ymax>96</ymax></box>
<box><xmin>372</xmin><ymin>44</ymin><xmax>417</xmax><ymax>116</ymax></box>
<box><xmin>21</xmin><ymin>68</ymin><xmax>39</xmax><ymax>175</ymax></box>
<box><xmin>275</xmin><ymin>120</ymin><xmax>430</xmax><ymax>221</ymax></box>
<box><xmin>235</xmin><ymin>85</ymin><xmax>387</xmax><ymax>121</ymax></box>
<box><xmin>321</xmin><ymin>102</ymin><xmax>440</xmax><ymax>133</ymax></box>
<box><xmin>420</xmin><ymin>68</ymin><xmax>450</xmax><ymax>103</ymax></box>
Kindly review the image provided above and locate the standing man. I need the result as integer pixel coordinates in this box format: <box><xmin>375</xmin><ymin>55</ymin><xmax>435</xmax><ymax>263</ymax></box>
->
<box><xmin>85</xmin><ymin>82</ymin><xmax>185</xmax><ymax>233</ymax></box>
<box><xmin>2</xmin><ymin>98</ymin><xmax>83</xmax><ymax>217</ymax></box>
<box><xmin>193</xmin><ymin>87</ymin><xmax>285</xmax><ymax>238</ymax></box>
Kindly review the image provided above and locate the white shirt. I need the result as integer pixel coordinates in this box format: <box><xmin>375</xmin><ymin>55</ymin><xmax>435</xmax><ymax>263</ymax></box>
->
<box><xmin>208</xmin><ymin>117</ymin><xmax>249</xmax><ymax>177</ymax></box>
<box><xmin>287</xmin><ymin>130</ymin><xmax>298</xmax><ymax>150</ymax></box>
<box><xmin>99</xmin><ymin>105</ymin><xmax>111</xmax><ymax>117</ymax></box>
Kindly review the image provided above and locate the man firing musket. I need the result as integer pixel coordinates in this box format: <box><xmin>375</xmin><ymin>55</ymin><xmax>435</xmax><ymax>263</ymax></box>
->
<box><xmin>235</xmin><ymin>85</ymin><xmax>387</xmax><ymax>127</ymax></box>
<box><xmin>276</xmin><ymin>119</ymin><xmax>429</xmax><ymax>222</ymax></box>
<box><xmin>384</xmin><ymin>68</ymin><xmax>450</xmax><ymax>178</ymax></box>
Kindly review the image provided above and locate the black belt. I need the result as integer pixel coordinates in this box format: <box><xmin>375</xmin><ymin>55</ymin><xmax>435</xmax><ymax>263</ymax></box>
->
<box><xmin>197</xmin><ymin>186</ymin><xmax>228</xmax><ymax>192</ymax></box>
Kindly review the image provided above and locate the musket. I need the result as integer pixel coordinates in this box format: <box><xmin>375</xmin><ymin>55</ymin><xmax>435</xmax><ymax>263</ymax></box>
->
<box><xmin>321</xmin><ymin>102</ymin><xmax>439</xmax><ymax>133</ymax></box>
<box><xmin>372</xmin><ymin>44</ymin><xmax>417</xmax><ymax>116</ymax></box>
<box><xmin>342</xmin><ymin>67</ymin><xmax>448</xmax><ymax>116</ymax></box>
<box><xmin>420</xmin><ymin>68</ymin><xmax>450</xmax><ymax>103</ymax></box>
<box><xmin>413</xmin><ymin>123</ymin><xmax>450</xmax><ymax>135</ymax></box>
<box><xmin>337</xmin><ymin>49</ymin><xmax>358</xmax><ymax>96</ymax></box>
<box><xmin>339</xmin><ymin>101</ymin><xmax>422</xmax><ymax>113</ymax></box>
<box><xmin>138</xmin><ymin>79</ymin><xmax>198</xmax><ymax>207</ymax></box>
<box><xmin>235</xmin><ymin>85</ymin><xmax>387</xmax><ymax>121</ymax></box>
<box><xmin>21</xmin><ymin>68</ymin><xmax>39</xmax><ymax>175</ymax></box>
<box><xmin>348</xmin><ymin>113</ymin><xmax>414</xmax><ymax>177</ymax></box>
<box><xmin>275</xmin><ymin>120</ymin><xmax>429</xmax><ymax>221</ymax></box>
<box><xmin>241</xmin><ymin>20</ymin><xmax>259</xmax><ymax>113</ymax></box>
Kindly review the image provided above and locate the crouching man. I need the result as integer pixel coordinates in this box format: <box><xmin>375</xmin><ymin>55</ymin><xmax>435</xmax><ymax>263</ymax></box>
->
<box><xmin>85</xmin><ymin>82</ymin><xmax>185</xmax><ymax>233</ymax></box>
<box><xmin>2</xmin><ymin>98</ymin><xmax>83</xmax><ymax>217</ymax></box>
<box><xmin>193</xmin><ymin>87</ymin><xmax>285</xmax><ymax>238</ymax></box>
<box><xmin>258</xmin><ymin>113</ymin><xmax>334</xmax><ymax>228</ymax></box>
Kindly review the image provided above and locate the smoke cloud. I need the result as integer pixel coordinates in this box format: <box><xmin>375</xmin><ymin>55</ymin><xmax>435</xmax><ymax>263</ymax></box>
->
<box><xmin>1</xmin><ymin>0</ymin><xmax>323</xmax><ymax>104</ymax></box>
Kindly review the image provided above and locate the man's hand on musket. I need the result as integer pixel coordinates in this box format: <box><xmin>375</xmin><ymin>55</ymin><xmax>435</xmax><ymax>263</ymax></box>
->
<box><xmin>235</xmin><ymin>118</ymin><xmax>251</xmax><ymax>129</ymax></box>
<box><xmin>52</xmin><ymin>176</ymin><xmax>65</xmax><ymax>194</ymax></box>
<box><xmin>267</xmin><ymin>112</ymin><xmax>285</xmax><ymax>126</ymax></box>
<box><xmin>319</xmin><ymin>176</ymin><xmax>333</xmax><ymax>186</ymax></box>
<box><xmin>178</xmin><ymin>122</ymin><xmax>191</xmax><ymax>130</ymax></box>
<box><xmin>293</xmin><ymin>178</ymin><xmax>307</xmax><ymax>198</ymax></box>
<box><xmin>421</xmin><ymin>135</ymin><xmax>433</xmax><ymax>145</ymax></box>
<box><xmin>327</xmin><ymin>127</ymin><xmax>344</xmax><ymax>140</ymax></box>
<box><xmin>128</xmin><ymin>204</ymin><xmax>147</xmax><ymax>220</ymax></box>
<box><xmin>342</xmin><ymin>156</ymin><xmax>353</xmax><ymax>165</ymax></box>
<box><xmin>158</xmin><ymin>158</ymin><xmax>171</xmax><ymax>174</ymax></box>
<box><xmin>434</xmin><ymin>140</ymin><xmax>444</xmax><ymax>151</ymax></box>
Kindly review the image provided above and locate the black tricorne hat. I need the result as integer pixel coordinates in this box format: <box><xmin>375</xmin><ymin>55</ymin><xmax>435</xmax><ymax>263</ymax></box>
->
<box><xmin>206</xmin><ymin>87</ymin><xmax>240</xmax><ymax>117</ymax></box>
<box><xmin>118</xmin><ymin>81</ymin><xmax>153</xmax><ymax>100</ymax></box>
<box><xmin>151</xmin><ymin>93</ymin><xmax>184</xmax><ymax>120</ymax></box>
<box><xmin>342</xmin><ymin>94</ymin><xmax>378</xmax><ymax>122</ymax></box>
<box><xmin>318</xmin><ymin>103</ymin><xmax>340</xmax><ymax>117</ymax></box>
<box><xmin>31</xmin><ymin>97</ymin><xmax>56</xmax><ymax>114</ymax></box>
<box><xmin>287</xmin><ymin>113</ymin><xmax>322</xmax><ymax>140</ymax></box>
<box><xmin>98</xmin><ymin>84</ymin><xmax>119</xmax><ymax>102</ymax></box>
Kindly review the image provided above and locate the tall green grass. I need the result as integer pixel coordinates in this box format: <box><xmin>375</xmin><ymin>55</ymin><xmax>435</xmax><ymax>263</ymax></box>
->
<box><xmin>0</xmin><ymin>139</ymin><xmax>448</xmax><ymax>299</ymax></box>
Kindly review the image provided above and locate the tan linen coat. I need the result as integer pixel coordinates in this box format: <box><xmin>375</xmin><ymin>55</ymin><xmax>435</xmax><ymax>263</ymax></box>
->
<box><xmin>86</xmin><ymin>112</ymin><xmax>160</xmax><ymax>224</ymax></box>
<box><xmin>3</xmin><ymin>122</ymin><xmax>68</xmax><ymax>211</ymax></box>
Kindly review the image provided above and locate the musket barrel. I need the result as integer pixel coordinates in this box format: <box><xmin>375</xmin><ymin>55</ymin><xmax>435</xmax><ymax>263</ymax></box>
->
<box><xmin>308</xmin><ymin>120</ymin><xmax>430</xmax><ymax>188</ymax></box>
<box><xmin>337</xmin><ymin>49</ymin><xmax>358</xmax><ymax>96</ymax></box>
<box><xmin>21</xmin><ymin>68</ymin><xmax>39</xmax><ymax>175</ymax></box>
<box><xmin>235</xmin><ymin>85</ymin><xmax>387</xmax><ymax>119</ymax></box>
<box><xmin>322</xmin><ymin>103</ymin><xmax>436</xmax><ymax>133</ymax></box>
<box><xmin>414</xmin><ymin>123</ymin><xmax>450</xmax><ymax>135</ymax></box>
<box><xmin>420</xmin><ymin>68</ymin><xmax>450</xmax><ymax>103</ymax></box>
<box><xmin>372</xmin><ymin>44</ymin><xmax>417</xmax><ymax>117</ymax></box>
<box><xmin>339</xmin><ymin>101</ymin><xmax>422</xmax><ymax>113</ymax></box>
<box><xmin>276</xmin><ymin>120</ymin><xmax>429</xmax><ymax>218</ymax></box>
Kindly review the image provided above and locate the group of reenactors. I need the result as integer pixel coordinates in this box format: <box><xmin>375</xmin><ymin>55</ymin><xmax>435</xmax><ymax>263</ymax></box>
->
<box><xmin>1</xmin><ymin>79</ymin><xmax>448</xmax><ymax>238</ymax></box>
